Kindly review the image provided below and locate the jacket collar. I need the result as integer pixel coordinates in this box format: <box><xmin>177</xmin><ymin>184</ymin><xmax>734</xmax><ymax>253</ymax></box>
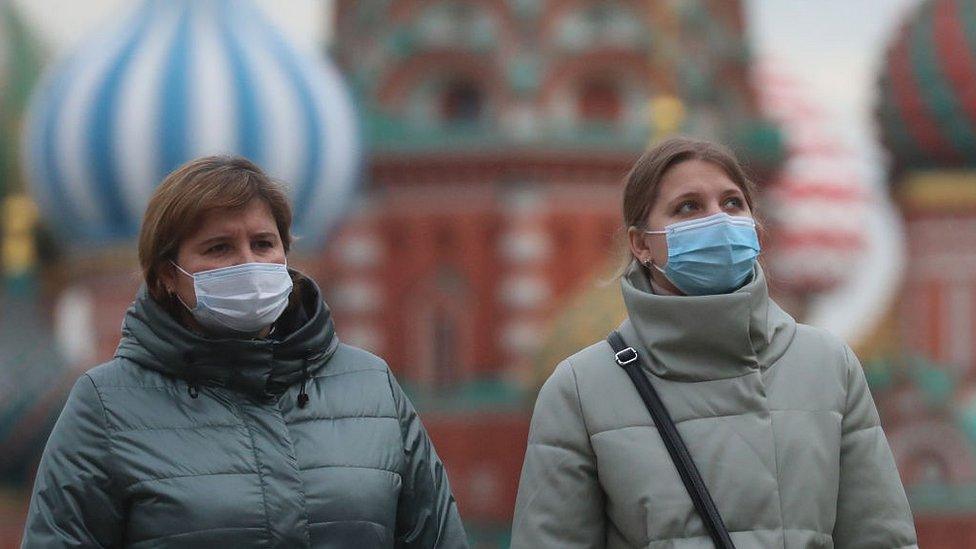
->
<box><xmin>115</xmin><ymin>271</ymin><xmax>339</xmax><ymax>399</ymax></box>
<box><xmin>618</xmin><ymin>260</ymin><xmax>796</xmax><ymax>381</ymax></box>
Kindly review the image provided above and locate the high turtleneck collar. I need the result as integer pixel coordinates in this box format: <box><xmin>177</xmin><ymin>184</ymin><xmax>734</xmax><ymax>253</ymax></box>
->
<box><xmin>115</xmin><ymin>270</ymin><xmax>339</xmax><ymax>400</ymax></box>
<box><xmin>617</xmin><ymin>260</ymin><xmax>796</xmax><ymax>381</ymax></box>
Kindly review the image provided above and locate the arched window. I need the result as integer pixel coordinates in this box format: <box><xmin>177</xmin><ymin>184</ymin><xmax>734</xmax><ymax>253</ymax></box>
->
<box><xmin>441</xmin><ymin>80</ymin><xmax>483</xmax><ymax>124</ymax></box>
<box><xmin>409</xmin><ymin>267</ymin><xmax>472</xmax><ymax>388</ymax></box>
<box><xmin>430</xmin><ymin>306</ymin><xmax>457</xmax><ymax>387</ymax></box>
<box><xmin>578</xmin><ymin>79</ymin><xmax>621</xmax><ymax>123</ymax></box>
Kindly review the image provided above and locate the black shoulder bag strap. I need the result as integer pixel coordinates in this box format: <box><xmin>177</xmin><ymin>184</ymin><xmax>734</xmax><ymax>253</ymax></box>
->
<box><xmin>608</xmin><ymin>330</ymin><xmax>736</xmax><ymax>549</ymax></box>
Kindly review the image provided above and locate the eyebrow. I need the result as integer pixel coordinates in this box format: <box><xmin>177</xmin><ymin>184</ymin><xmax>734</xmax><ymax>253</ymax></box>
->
<box><xmin>197</xmin><ymin>234</ymin><xmax>232</xmax><ymax>248</ymax></box>
<box><xmin>666</xmin><ymin>187</ymin><xmax>743</xmax><ymax>207</ymax></box>
<box><xmin>196</xmin><ymin>231</ymin><xmax>278</xmax><ymax>248</ymax></box>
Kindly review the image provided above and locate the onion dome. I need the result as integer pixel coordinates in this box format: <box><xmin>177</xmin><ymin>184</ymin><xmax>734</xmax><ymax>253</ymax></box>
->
<box><xmin>23</xmin><ymin>0</ymin><xmax>361</xmax><ymax>250</ymax></box>
<box><xmin>877</xmin><ymin>0</ymin><xmax>976</xmax><ymax>171</ymax></box>
<box><xmin>756</xmin><ymin>63</ymin><xmax>870</xmax><ymax>294</ymax></box>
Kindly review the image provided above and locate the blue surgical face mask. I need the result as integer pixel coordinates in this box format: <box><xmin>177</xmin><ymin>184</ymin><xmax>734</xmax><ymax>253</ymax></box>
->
<box><xmin>171</xmin><ymin>261</ymin><xmax>293</xmax><ymax>335</ymax></box>
<box><xmin>644</xmin><ymin>212</ymin><xmax>761</xmax><ymax>296</ymax></box>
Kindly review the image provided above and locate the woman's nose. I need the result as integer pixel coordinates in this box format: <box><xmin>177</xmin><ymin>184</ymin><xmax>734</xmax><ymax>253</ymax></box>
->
<box><xmin>704</xmin><ymin>201</ymin><xmax>724</xmax><ymax>216</ymax></box>
<box><xmin>235</xmin><ymin>247</ymin><xmax>257</xmax><ymax>265</ymax></box>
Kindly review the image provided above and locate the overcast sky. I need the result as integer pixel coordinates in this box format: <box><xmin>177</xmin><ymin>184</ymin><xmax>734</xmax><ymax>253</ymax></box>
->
<box><xmin>13</xmin><ymin>0</ymin><xmax>330</xmax><ymax>53</ymax></box>
<box><xmin>13</xmin><ymin>0</ymin><xmax>922</xmax><ymax>175</ymax></box>
<box><xmin>745</xmin><ymin>0</ymin><xmax>921</xmax><ymax>162</ymax></box>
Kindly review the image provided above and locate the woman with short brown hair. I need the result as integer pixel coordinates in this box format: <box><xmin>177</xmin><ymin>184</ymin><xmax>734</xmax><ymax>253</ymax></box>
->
<box><xmin>23</xmin><ymin>155</ymin><xmax>468</xmax><ymax>548</ymax></box>
<box><xmin>512</xmin><ymin>137</ymin><xmax>917</xmax><ymax>548</ymax></box>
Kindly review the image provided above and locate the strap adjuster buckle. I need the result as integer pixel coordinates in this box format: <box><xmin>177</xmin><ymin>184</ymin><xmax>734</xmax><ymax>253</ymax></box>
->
<box><xmin>614</xmin><ymin>347</ymin><xmax>638</xmax><ymax>366</ymax></box>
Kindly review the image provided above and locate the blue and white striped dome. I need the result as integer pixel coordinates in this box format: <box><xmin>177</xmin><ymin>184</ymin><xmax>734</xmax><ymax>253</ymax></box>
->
<box><xmin>23</xmin><ymin>0</ymin><xmax>361</xmax><ymax>249</ymax></box>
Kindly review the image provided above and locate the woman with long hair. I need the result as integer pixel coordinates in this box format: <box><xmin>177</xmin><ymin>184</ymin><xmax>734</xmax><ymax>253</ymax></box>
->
<box><xmin>512</xmin><ymin>137</ymin><xmax>916</xmax><ymax>548</ymax></box>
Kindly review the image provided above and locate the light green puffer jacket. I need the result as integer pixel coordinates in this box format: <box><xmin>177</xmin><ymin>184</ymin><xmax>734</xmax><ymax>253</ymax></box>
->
<box><xmin>22</xmin><ymin>273</ymin><xmax>468</xmax><ymax>548</ymax></box>
<box><xmin>512</xmin><ymin>263</ymin><xmax>917</xmax><ymax>548</ymax></box>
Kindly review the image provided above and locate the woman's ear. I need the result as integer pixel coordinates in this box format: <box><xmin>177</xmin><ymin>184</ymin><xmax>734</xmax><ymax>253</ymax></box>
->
<box><xmin>627</xmin><ymin>226</ymin><xmax>652</xmax><ymax>266</ymax></box>
<box><xmin>157</xmin><ymin>261</ymin><xmax>177</xmax><ymax>295</ymax></box>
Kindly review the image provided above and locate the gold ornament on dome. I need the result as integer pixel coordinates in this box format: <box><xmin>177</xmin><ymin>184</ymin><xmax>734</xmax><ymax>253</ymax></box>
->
<box><xmin>649</xmin><ymin>95</ymin><xmax>685</xmax><ymax>142</ymax></box>
<box><xmin>2</xmin><ymin>194</ymin><xmax>38</xmax><ymax>277</ymax></box>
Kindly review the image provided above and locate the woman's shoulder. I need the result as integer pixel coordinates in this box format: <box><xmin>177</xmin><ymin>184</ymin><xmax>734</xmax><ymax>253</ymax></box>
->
<box><xmin>55</xmin><ymin>359</ymin><xmax>185</xmax><ymax>439</ymax></box>
<box><xmin>788</xmin><ymin>321</ymin><xmax>855</xmax><ymax>368</ymax></box>
<box><xmin>775</xmin><ymin>321</ymin><xmax>862</xmax><ymax>407</ymax></box>
<box><xmin>562</xmin><ymin>340</ymin><xmax>619</xmax><ymax>373</ymax></box>
<box><xmin>83</xmin><ymin>356</ymin><xmax>172</xmax><ymax>391</ymax></box>
<box><xmin>315</xmin><ymin>343</ymin><xmax>401</xmax><ymax>404</ymax></box>
<box><xmin>538</xmin><ymin>339</ymin><xmax>623</xmax><ymax>399</ymax></box>
<box><xmin>321</xmin><ymin>342</ymin><xmax>391</xmax><ymax>378</ymax></box>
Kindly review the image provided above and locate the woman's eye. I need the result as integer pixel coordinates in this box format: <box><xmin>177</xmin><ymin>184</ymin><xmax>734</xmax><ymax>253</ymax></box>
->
<box><xmin>723</xmin><ymin>197</ymin><xmax>744</xmax><ymax>209</ymax></box>
<box><xmin>254</xmin><ymin>240</ymin><xmax>274</xmax><ymax>249</ymax></box>
<box><xmin>675</xmin><ymin>201</ymin><xmax>698</xmax><ymax>215</ymax></box>
<box><xmin>206</xmin><ymin>243</ymin><xmax>229</xmax><ymax>254</ymax></box>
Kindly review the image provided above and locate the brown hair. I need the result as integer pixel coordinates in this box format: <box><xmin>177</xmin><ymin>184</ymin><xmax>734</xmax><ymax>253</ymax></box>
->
<box><xmin>138</xmin><ymin>155</ymin><xmax>293</xmax><ymax>302</ymax></box>
<box><xmin>615</xmin><ymin>137</ymin><xmax>760</xmax><ymax>276</ymax></box>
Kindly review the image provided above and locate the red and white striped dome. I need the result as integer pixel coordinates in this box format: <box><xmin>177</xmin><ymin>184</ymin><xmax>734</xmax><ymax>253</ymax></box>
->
<box><xmin>755</xmin><ymin>62</ymin><xmax>870</xmax><ymax>294</ymax></box>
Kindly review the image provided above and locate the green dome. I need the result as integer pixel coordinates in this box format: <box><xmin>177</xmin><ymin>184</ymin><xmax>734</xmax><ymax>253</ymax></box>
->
<box><xmin>877</xmin><ymin>0</ymin><xmax>976</xmax><ymax>172</ymax></box>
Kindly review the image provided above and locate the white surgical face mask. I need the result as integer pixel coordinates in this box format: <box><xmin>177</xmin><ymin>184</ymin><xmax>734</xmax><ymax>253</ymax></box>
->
<box><xmin>171</xmin><ymin>261</ymin><xmax>293</xmax><ymax>335</ymax></box>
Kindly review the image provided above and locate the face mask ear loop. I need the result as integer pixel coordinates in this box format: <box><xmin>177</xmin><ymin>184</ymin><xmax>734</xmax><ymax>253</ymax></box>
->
<box><xmin>170</xmin><ymin>260</ymin><xmax>193</xmax><ymax>278</ymax></box>
<box><xmin>174</xmin><ymin>293</ymin><xmax>195</xmax><ymax>313</ymax></box>
<box><xmin>640</xmin><ymin>228</ymin><xmax>667</xmax><ymax>270</ymax></box>
<box><xmin>169</xmin><ymin>261</ymin><xmax>197</xmax><ymax>312</ymax></box>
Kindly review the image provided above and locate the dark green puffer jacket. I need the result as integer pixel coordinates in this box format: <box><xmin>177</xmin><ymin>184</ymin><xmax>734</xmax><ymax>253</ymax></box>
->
<box><xmin>22</xmin><ymin>274</ymin><xmax>468</xmax><ymax>548</ymax></box>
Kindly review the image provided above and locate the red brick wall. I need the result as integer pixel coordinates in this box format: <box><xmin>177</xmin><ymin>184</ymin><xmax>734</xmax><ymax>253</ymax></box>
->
<box><xmin>424</xmin><ymin>412</ymin><xmax>531</xmax><ymax>524</ymax></box>
<box><xmin>916</xmin><ymin>515</ymin><xmax>976</xmax><ymax>547</ymax></box>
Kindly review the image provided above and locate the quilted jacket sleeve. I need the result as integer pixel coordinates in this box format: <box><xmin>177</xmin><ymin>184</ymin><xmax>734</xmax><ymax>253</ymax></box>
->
<box><xmin>511</xmin><ymin>360</ymin><xmax>605</xmax><ymax>549</ymax></box>
<box><xmin>21</xmin><ymin>374</ymin><xmax>124</xmax><ymax>548</ymax></box>
<box><xmin>388</xmin><ymin>372</ymin><xmax>468</xmax><ymax>549</ymax></box>
<box><xmin>833</xmin><ymin>346</ymin><xmax>918</xmax><ymax>549</ymax></box>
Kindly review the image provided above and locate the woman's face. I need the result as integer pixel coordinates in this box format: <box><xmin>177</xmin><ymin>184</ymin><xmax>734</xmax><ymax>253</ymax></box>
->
<box><xmin>628</xmin><ymin>159</ymin><xmax>752</xmax><ymax>292</ymax></box>
<box><xmin>162</xmin><ymin>197</ymin><xmax>286</xmax><ymax>308</ymax></box>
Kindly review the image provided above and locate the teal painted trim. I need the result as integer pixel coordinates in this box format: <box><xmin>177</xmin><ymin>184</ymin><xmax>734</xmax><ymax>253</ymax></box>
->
<box><xmin>909</xmin><ymin>483</ymin><xmax>976</xmax><ymax>512</ymax></box>
<box><xmin>465</xmin><ymin>523</ymin><xmax>513</xmax><ymax>548</ymax></box>
<box><xmin>728</xmin><ymin>120</ymin><xmax>784</xmax><ymax>171</ymax></box>
<box><xmin>863</xmin><ymin>358</ymin><xmax>895</xmax><ymax>392</ymax></box>
<box><xmin>401</xmin><ymin>378</ymin><xmax>531</xmax><ymax>413</ymax></box>
<box><xmin>877</xmin><ymin>103</ymin><xmax>920</xmax><ymax>166</ymax></box>
<box><xmin>365</xmin><ymin>113</ymin><xmax>650</xmax><ymax>153</ymax></box>
<box><xmin>1</xmin><ymin>273</ymin><xmax>37</xmax><ymax>297</ymax></box>
<box><xmin>957</xmin><ymin>0</ymin><xmax>976</xmax><ymax>93</ymax></box>
<box><xmin>881</xmin><ymin>111</ymin><xmax>927</xmax><ymax>168</ymax></box>
<box><xmin>388</xmin><ymin>28</ymin><xmax>414</xmax><ymax>57</ymax></box>
<box><xmin>877</xmin><ymin>51</ymin><xmax>938</xmax><ymax>169</ymax></box>
<box><xmin>509</xmin><ymin>56</ymin><xmax>540</xmax><ymax>94</ymax></box>
<box><xmin>910</xmin><ymin>0</ymin><xmax>976</xmax><ymax>157</ymax></box>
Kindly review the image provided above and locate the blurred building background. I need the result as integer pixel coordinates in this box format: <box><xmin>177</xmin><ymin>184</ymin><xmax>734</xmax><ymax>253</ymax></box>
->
<box><xmin>1</xmin><ymin>0</ymin><xmax>975</xmax><ymax>547</ymax></box>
